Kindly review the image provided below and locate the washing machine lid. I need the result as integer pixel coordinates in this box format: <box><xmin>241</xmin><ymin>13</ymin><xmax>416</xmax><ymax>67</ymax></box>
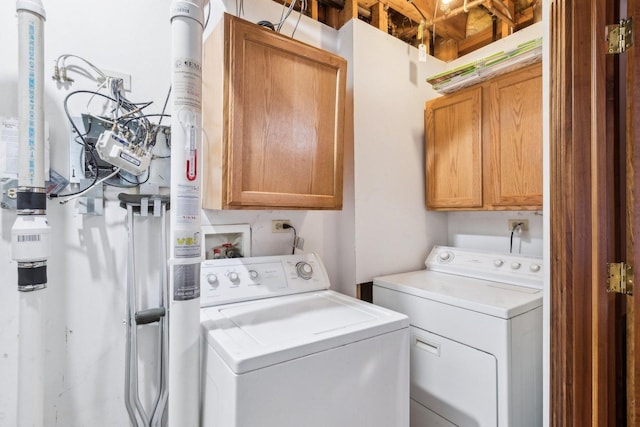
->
<box><xmin>373</xmin><ymin>269</ymin><xmax>542</xmax><ymax>319</ymax></box>
<box><xmin>200</xmin><ymin>290</ymin><xmax>408</xmax><ymax>374</ymax></box>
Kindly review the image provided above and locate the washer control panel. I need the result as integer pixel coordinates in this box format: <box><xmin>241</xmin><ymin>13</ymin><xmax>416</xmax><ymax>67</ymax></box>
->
<box><xmin>425</xmin><ymin>246</ymin><xmax>543</xmax><ymax>289</ymax></box>
<box><xmin>200</xmin><ymin>253</ymin><xmax>330</xmax><ymax>307</ymax></box>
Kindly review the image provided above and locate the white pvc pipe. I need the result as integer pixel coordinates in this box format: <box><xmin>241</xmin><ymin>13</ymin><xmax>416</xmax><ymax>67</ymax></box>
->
<box><xmin>18</xmin><ymin>291</ymin><xmax>46</xmax><ymax>426</ymax></box>
<box><xmin>14</xmin><ymin>2</ymin><xmax>47</xmax><ymax>427</ymax></box>
<box><xmin>169</xmin><ymin>2</ymin><xmax>204</xmax><ymax>426</ymax></box>
<box><xmin>17</xmin><ymin>0</ymin><xmax>45</xmax><ymax>188</ymax></box>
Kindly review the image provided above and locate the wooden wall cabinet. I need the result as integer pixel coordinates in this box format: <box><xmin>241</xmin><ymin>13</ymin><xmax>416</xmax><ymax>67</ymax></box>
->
<box><xmin>425</xmin><ymin>63</ymin><xmax>542</xmax><ymax>211</ymax></box>
<box><xmin>202</xmin><ymin>14</ymin><xmax>347</xmax><ymax>210</ymax></box>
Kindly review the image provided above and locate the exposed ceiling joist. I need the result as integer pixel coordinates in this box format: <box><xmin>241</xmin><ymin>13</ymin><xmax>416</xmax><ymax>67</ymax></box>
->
<box><xmin>358</xmin><ymin>0</ymin><xmax>467</xmax><ymax>40</ymax></box>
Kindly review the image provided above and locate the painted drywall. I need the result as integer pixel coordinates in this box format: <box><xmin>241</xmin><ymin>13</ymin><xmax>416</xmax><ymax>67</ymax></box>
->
<box><xmin>0</xmin><ymin>0</ymin><xmax>346</xmax><ymax>424</ymax></box>
<box><xmin>344</xmin><ymin>19</ymin><xmax>449</xmax><ymax>283</ymax></box>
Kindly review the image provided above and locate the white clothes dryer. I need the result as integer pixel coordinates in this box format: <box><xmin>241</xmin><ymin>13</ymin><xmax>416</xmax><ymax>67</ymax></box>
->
<box><xmin>373</xmin><ymin>246</ymin><xmax>543</xmax><ymax>427</ymax></box>
<box><xmin>200</xmin><ymin>253</ymin><xmax>410</xmax><ymax>427</ymax></box>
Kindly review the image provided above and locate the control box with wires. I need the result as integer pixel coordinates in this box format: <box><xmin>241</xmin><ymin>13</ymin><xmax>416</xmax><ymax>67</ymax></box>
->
<box><xmin>69</xmin><ymin>114</ymin><xmax>170</xmax><ymax>187</ymax></box>
<box><xmin>53</xmin><ymin>54</ymin><xmax>173</xmax><ymax>201</ymax></box>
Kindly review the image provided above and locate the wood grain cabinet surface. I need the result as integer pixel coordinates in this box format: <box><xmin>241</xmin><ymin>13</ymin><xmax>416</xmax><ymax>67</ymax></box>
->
<box><xmin>425</xmin><ymin>63</ymin><xmax>543</xmax><ymax>211</ymax></box>
<box><xmin>202</xmin><ymin>14</ymin><xmax>347</xmax><ymax>210</ymax></box>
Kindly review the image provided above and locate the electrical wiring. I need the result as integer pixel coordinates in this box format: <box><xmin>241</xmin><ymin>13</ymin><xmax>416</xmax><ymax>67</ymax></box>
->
<box><xmin>509</xmin><ymin>222</ymin><xmax>523</xmax><ymax>254</ymax></box>
<box><xmin>117</xmin><ymin>164</ymin><xmax>152</xmax><ymax>186</ymax></box>
<box><xmin>57</xmin><ymin>55</ymin><xmax>170</xmax><ymax>194</ymax></box>
<box><xmin>204</xmin><ymin>1</ymin><xmax>212</xmax><ymax>30</ymax></box>
<box><xmin>290</xmin><ymin>0</ymin><xmax>307</xmax><ymax>37</ymax></box>
<box><xmin>58</xmin><ymin>168</ymin><xmax>121</xmax><ymax>204</ymax></box>
<box><xmin>282</xmin><ymin>223</ymin><xmax>297</xmax><ymax>255</ymax></box>
<box><xmin>62</xmin><ymin>89</ymin><xmax>165</xmax><ymax>193</ymax></box>
<box><xmin>158</xmin><ymin>86</ymin><xmax>172</xmax><ymax>128</ymax></box>
<box><xmin>53</xmin><ymin>54</ymin><xmax>107</xmax><ymax>83</ymax></box>
<box><xmin>275</xmin><ymin>0</ymin><xmax>299</xmax><ymax>32</ymax></box>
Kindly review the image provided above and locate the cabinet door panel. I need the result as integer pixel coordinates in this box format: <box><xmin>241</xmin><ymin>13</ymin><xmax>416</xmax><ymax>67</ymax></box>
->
<box><xmin>425</xmin><ymin>87</ymin><xmax>483</xmax><ymax>209</ymax></box>
<box><xmin>486</xmin><ymin>65</ymin><xmax>543</xmax><ymax>208</ymax></box>
<box><xmin>226</xmin><ymin>18</ymin><xmax>345</xmax><ymax>209</ymax></box>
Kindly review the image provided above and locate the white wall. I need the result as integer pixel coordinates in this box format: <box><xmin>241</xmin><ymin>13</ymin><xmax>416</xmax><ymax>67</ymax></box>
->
<box><xmin>0</xmin><ymin>0</ymin><xmax>346</xmax><ymax>424</ymax></box>
<box><xmin>344</xmin><ymin>20</ymin><xmax>449</xmax><ymax>285</ymax></box>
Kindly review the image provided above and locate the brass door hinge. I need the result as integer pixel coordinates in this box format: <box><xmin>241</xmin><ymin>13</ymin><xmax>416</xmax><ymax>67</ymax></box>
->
<box><xmin>607</xmin><ymin>262</ymin><xmax>634</xmax><ymax>295</ymax></box>
<box><xmin>607</xmin><ymin>18</ymin><xmax>633</xmax><ymax>54</ymax></box>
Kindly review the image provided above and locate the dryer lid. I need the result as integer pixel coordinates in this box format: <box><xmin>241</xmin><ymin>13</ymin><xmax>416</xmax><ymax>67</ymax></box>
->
<box><xmin>201</xmin><ymin>290</ymin><xmax>408</xmax><ymax>374</ymax></box>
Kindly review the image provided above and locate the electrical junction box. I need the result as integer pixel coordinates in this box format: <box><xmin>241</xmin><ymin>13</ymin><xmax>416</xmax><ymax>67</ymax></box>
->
<box><xmin>95</xmin><ymin>130</ymin><xmax>152</xmax><ymax>176</ymax></box>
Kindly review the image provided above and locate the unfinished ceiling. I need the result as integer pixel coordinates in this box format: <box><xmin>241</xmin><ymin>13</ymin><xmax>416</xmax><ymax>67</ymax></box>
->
<box><xmin>280</xmin><ymin>0</ymin><xmax>542</xmax><ymax>61</ymax></box>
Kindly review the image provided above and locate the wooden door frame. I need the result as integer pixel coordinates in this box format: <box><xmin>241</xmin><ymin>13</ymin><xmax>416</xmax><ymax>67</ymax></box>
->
<box><xmin>627</xmin><ymin>0</ymin><xmax>640</xmax><ymax>423</ymax></box>
<box><xmin>549</xmin><ymin>0</ymin><xmax>625</xmax><ymax>425</ymax></box>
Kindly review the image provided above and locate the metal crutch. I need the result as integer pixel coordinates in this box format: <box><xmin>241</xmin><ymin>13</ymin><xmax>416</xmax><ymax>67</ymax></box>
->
<box><xmin>119</xmin><ymin>193</ymin><xmax>170</xmax><ymax>427</ymax></box>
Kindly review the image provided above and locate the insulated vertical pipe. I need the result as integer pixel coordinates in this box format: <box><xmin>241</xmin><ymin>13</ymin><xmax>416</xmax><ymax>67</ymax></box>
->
<box><xmin>169</xmin><ymin>2</ymin><xmax>204</xmax><ymax>426</ymax></box>
<box><xmin>13</xmin><ymin>1</ymin><xmax>49</xmax><ymax>426</ymax></box>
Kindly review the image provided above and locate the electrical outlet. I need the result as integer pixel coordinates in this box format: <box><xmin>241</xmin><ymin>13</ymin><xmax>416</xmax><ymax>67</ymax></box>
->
<box><xmin>508</xmin><ymin>219</ymin><xmax>529</xmax><ymax>232</ymax></box>
<box><xmin>272</xmin><ymin>219</ymin><xmax>291</xmax><ymax>233</ymax></box>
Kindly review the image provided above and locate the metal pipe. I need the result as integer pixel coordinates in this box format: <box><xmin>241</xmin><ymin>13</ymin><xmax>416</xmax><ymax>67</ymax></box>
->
<box><xmin>168</xmin><ymin>1</ymin><xmax>204</xmax><ymax>426</ymax></box>
<box><xmin>13</xmin><ymin>1</ymin><xmax>49</xmax><ymax>426</ymax></box>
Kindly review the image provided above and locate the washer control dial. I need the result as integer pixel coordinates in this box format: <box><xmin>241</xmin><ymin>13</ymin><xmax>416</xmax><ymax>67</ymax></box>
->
<box><xmin>296</xmin><ymin>262</ymin><xmax>314</xmax><ymax>280</ymax></box>
<box><xmin>206</xmin><ymin>274</ymin><xmax>219</xmax><ymax>288</ymax></box>
<box><xmin>510</xmin><ymin>262</ymin><xmax>522</xmax><ymax>270</ymax></box>
<box><xmin>529</xmin><ymin>264</ymin><xmax>541</xmax><ymax>272</ymax></box>
<box><xmin>228</xmin><ymin>271</ymin><xmax>240</xmax><ymax>283</ymax></box>
<box><xmin>249</xmin><ymin>269</ymin><xmax>259</xmax><ymax>279</ymax></box>
<box><xmin>493</xmin><ymin>259</ymin><xmax>504</xmax><ymax>267</ymax></box>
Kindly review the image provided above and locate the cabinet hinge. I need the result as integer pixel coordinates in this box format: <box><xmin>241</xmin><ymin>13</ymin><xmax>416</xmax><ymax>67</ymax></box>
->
<box><xmin>607</xmin><ymin>18</ymin><xmax>633</xmax><ymax>54</ymax></box>
<box><xmin>607</xmin><ymin>262</ymin><xmax>634</xmax><ymax>295</ymax></box>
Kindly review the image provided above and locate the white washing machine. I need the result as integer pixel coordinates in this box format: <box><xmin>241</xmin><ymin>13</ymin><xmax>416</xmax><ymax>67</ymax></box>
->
<box><xmin>200</xmin><ymin>253</ymin><xmax>410</xmax><ymax>427</ymax></box>
<box><xmin>373</xmin><ymin>246</ymin><xmax>543</xmax><ymax>427</ymax></box>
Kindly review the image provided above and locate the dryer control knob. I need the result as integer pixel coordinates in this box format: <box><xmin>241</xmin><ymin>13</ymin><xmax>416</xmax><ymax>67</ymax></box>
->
<box><xmin>529</xmin><ymin>264</ymin><xmax>541</xmax><ymax>272</ymax></box>
<box><xmin>249</xmin><ymin>269</ymin><xmax>259</xmax><ymax>279</ymax></box>
<box><xmin>206</xmin><ymin>274</ymin><xmax>219</xmax><ymax>287</ymax></box>
<box><xmin>228</xmin><ymin>272</ymin><xmax>240</xmax><ymax>283</ymax></box>
<box><xmin>438</xmin><ymin>252</ymin><xmax>452</xmax><ymax>262</ymax></box>
<box><xmin>493</xmin><ymin>259</ymin><xmax>504</xmax><ymax>267</ymax></box>
<box><xmin>296</xmin><ymin>262</ymin><xmax>313</xmax><ymax>280</ymax></box>
<box><xmin>510</xmin><ymin>262</ymin><xmax>522</xmax><ymax>270</ymax></box>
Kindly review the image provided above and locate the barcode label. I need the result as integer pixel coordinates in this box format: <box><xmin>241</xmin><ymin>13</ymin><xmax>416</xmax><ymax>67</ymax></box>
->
<box><xmin>17</xmin><ymin>235</ymin><xmax>41</xmax><ymax>242</ymax></box>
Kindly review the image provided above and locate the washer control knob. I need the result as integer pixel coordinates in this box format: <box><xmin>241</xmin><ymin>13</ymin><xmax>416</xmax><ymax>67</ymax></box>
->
<box><xmin>296</xmin><ymin>262</ymin><xmax>313</xmax><ymax>280</ymax></box>
<box><xmin>249</xmin><ymin>269</ymin><xmax>259</xmax><ymax>279</ymax></box>
<box><xmin>493</xmin><ymin>259</ymin><xmax>504</xmax><ymax>267</ymax></box>
<box><xmin>529</xmin><ymin>264</ymin><xmax>541</xmax><ymax>272</ymax></box>
<box><xmin>206</xmin><ymin>274</ymin><xmax>219</xmax><ymax>287</ymax></box>
<box><xmin>510</xmin><ymin>262</ymin><xmax>522</xmax><ymax>270</ymax></box>
<box><xmin>228</xmin><ymin>272</ymin><xmax>240</xmax><ymax>283</ymax></box>
<box><xmin>438</xmin><ymin>251</ymin><xmax>452</xmax><ymax>262</ymax></box>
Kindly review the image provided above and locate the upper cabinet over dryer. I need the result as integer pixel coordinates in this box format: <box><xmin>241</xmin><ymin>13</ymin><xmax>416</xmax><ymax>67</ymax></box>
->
<box><xmin>425</xmin><ymin>63</ymin><xmax>542</xmax><ymax>211</ymax></box>
<box><xmin>202</xmin><ymin>14</ymin><xmax>347</xmax><ymax>210</ymax></box>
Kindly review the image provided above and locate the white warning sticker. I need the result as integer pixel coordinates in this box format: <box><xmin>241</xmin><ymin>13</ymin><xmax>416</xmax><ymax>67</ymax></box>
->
<box><xmin>173</xmin><ymin>57</ymin><xmax>202</xmax><ymax>111</ymax></box>
<box><xmin>174</xmin><ymin>230</ymin><xmax>201</xmax><ymax>259</ymax></box>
